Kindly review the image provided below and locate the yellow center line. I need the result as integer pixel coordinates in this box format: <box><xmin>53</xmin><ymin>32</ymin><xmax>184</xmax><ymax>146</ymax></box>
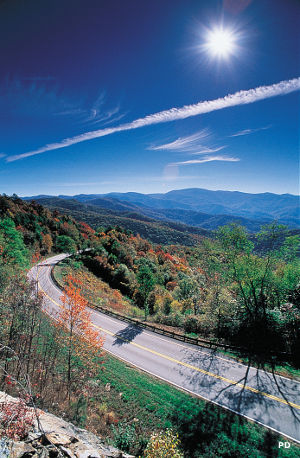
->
<box><xmin>36</xmin><ymin>265</ymin><xmax>300</xmax><ymax>411</ymax></box>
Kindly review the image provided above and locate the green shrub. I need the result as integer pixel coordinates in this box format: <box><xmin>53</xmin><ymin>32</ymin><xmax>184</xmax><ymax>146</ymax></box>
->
<box><xmin>183</xmin><ymin>315</ymin><xmax>201</xmax><ymax>334</ymax></box>
<box><xmin>153</xmin><ymin>312</ymin><xmax>184</xmax><ymax>328</ymax></box>
<box><xmin>111</xmin><ymin>422</ymin><xmax>137</xmax><ymax>453</ymax></box>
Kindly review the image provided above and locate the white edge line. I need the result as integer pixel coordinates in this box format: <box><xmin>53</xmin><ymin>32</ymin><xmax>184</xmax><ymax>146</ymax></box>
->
<box><xmin>103</xmin><ymin>346</ymin><xmax>300</xmax><ymax>445</ymax></box>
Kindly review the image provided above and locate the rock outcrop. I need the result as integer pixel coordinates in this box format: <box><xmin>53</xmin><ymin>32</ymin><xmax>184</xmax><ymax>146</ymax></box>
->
<box><xmin>0</xmin><ymin>391</ymin><xmax>134</xmax><ymax>458</ymax></box>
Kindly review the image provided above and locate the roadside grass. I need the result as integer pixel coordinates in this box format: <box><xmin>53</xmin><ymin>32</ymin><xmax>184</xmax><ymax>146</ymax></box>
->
<box><xmin>92</xmin><ymin>352</ymin><xmax>300</xmax><ymax>457</ymax></box>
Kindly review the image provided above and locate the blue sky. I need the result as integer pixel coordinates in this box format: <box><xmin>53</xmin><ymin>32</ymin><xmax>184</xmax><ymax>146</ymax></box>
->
<box><xmin>0</xmin><ymin>0</ymin><xmax>299</xmax><ymax>196</ymax></box>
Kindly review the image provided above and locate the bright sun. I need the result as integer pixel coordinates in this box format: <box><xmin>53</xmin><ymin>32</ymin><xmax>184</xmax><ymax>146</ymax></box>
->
<box><xmin>205</xmin><ymin>28</ymin><xmax>236</xmax><ymax>58</ymax></box>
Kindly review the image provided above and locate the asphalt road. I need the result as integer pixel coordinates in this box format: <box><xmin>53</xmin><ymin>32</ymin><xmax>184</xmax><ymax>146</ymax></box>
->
<box><xmin>28</xmin><ymin>254</ymin><xmax>300</xmax><ymax>443</ymax></box>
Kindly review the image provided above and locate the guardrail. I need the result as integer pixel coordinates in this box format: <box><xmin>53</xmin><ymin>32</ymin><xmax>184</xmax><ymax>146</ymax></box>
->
<box><xmin>50</xmin><ymin>261</ymin><xmax>292</xmax><ymax>360</ymax></box>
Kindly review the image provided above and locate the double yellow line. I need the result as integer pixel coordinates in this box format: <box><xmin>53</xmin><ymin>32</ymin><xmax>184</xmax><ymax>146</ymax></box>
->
<box><xmin>37</xmin><ymin>265</ymin><xmax>300</xmax><ymax>411</ymax></box>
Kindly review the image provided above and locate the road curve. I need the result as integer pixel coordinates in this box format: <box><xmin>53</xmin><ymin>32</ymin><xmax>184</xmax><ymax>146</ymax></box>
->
<box><xmin>28</xmin><ymin>254</ymin><xmax>300</xmax><ymax>443</ymax></box>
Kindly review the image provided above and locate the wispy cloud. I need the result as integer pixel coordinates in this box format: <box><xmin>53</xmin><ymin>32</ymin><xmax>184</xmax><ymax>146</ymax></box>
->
<box><xmin>86</xmin><ymin>105</ymin><xmax>125</xmax><ymax>126</ymax></box>
<box><xmin>55</xmin><ymin>93</ymin><xmax>122</xmax><ymax>126</ymax></box>
<box><xmin>230</xmin><ymin>125</ymin><xmax>272</xmax><ymax>137</ymax></box>
<box><xmin>82</xmin><ymin>92</ymin><xmax>106</xmax><ymax>123</ymax></box>
<box><xmin>7</xmin><ymin>77</ymin><xmax>300</xmax><ymax>162</ymax></box>
<box><xmin>149</xmin><ymin>129</ymin><xmax>226</xmax><ymax>156</ymax></box>
<box><xmin>55</xmin><ymin>108</ymin><xmax>87</xmax><ymax>117</ymax></box>
<box><xmin>149</xmin><ymin>129</ymin><xmax>210</xmax><ymax>151</ymax></box>
<box><xmin>173</xmin><ymin>156</ymin><xmax>240</xmax><ymax>166</ymax></box>
<box><xmin>0</xmin><ymin>78</ymin><xmax>123</xmax><ymax>130</ymax></box>
<box><xmin>190</xmin><ymin>145</ymin><xmax>226</xmax><ymax>155</ymax></box>
<box><xmin>0</xmin><ymin>153</ymin><xmax>6</xmax><ymax>159</ymax></box>
<box><xmin>100</xmin><ymin>111</ymin><xmax>127</xmax><ymax>126</ymax></box>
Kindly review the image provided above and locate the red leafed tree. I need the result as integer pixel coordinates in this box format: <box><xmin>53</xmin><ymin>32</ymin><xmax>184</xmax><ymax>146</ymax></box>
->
<box><xmin>57</xmin><ymin>274</ymin><xmax>105</xmax><ymax>396</ymax></box>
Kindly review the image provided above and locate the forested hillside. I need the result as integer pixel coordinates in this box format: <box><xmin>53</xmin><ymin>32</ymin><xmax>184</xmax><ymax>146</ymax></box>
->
<box><xmin>34</xmin><ymin>188</ymin><xmax>298</xmax><ymax>228</ymax></box>
<box><xmin>27</xmin><ymin>196</ymin><xmax>208</xmax><ymax>245</ymax></box>
<box><xmin>1</xmin><ymin>193</ymin><xmax>300</xmax><ymax>456</ymax></box>
<box><xmin>0</xmin><ymin>194</ymin><xmax>100</xmax><ymax>260</ymax></box>
<box><xmin>104</xmin><ymin>188</ymin><xmax>300</xmax><ymax>227</ymax></box>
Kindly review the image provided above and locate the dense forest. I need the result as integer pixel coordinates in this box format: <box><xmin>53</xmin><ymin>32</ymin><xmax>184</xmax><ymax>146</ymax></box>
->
<box><xmin>30</xmin><ymin>196</ymin><xmax>208</xmax><ymax>246</ymax></box>
<box><xmin>0</xmin><ymin>193</ymin><xmax>300</xmax><ymax>456</ymax></box>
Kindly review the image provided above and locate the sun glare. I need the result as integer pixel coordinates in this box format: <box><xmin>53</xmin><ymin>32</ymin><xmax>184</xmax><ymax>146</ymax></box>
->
<box><xmin>205</xmin><ymin>28</ymin><xmax>236</xmax><ymax>58</ymax></box>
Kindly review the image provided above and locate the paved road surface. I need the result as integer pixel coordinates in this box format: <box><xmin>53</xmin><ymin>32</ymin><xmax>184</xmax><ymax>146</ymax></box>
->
<box><xmin>28</xmin><ymin>254</ymin><xmax>300</xmax><ymax>443</ymax></box>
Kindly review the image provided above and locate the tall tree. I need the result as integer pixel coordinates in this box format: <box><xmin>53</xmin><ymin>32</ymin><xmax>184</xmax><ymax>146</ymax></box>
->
<box><xmin>0</xmin><ymin>218</ymin><xmax>28</xmax><ymax>268</ymax></box>
<box><xmin>56</xmin><ymin>235</ymin><xmax>77</xmax><ymax>253</ymax></box>
<box><xmin>216</xmin><ymin>223</ymin><xmax>300</xmax><ymax>356</ymax></box>
<box><xmin>57</xmin><ymin>274</ymin><xmax>104</xmax><ymax>398</ymax></box>
<box><xmin>137</xmin><ymin>265</ymin><xmax>155</xmax><ymax>320</ymax></box>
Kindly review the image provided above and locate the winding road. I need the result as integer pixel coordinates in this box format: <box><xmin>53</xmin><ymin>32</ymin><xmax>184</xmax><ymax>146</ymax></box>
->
<box><xmin>28</xmin><ymin>254</ymin><xmax>300</xmax><ymax>443</ymax></box>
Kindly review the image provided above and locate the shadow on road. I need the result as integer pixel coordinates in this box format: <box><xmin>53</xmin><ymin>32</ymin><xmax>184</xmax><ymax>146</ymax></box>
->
<box><xmin>176</xmin><ymin>346</ymin><xmax>300</xmax><ymax>434</ymax></box>
<box><xmin>112</xmin><ymin>324</ymin><xmax>143</xmax><ymax>346</ymax></box>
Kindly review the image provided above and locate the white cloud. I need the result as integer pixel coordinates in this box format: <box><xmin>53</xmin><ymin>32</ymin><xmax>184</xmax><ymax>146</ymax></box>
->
<box><xmin>190</xmin><ymin>145</ymin><xmax>226</xmax><ymax>155</ymax></box>
<box><xmin>7</xmin><ymin>77</ymin><xmax>300</xmax><ymax>162</ymax></box>
<box><xmin>149</xmin><ymin>130</ymin><xmax>226</xmax><ymax>156</ymax></box>
<box><xmin>230</xmin><ymin>125</ymin><xmax>272</xmax><ymax>137</ymax></box>
<box><xmin>173</xmin><ymin>155</ymin><xmax>240</xmax><ymax>166</ymax></box>
<box><xmin>149</xmin><ymin>129</ymin><xmax>210</xmax><ymax>151</ymax></box>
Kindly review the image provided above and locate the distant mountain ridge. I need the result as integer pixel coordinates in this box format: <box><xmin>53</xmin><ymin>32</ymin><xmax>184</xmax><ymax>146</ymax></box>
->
<box><xmin>102</xmin><ymin>188</ymin><xmax>299</xmax><ymax>225</ymax></box>
<box><xmin>28</xmin><ymin>196</ymin><xmax>208</xmax><ymax>246</ymax></box>
<box><xmin>24</xmin><ymin>188</ymin><xmax>299</xmax><ymax>231</ymax></box>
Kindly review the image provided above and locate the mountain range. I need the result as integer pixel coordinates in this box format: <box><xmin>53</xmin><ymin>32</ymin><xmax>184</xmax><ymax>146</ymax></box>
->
<box><xmin>24</xmin><ymin>188</ymin><xmax>299</xmax><ymax>232</ymax></box>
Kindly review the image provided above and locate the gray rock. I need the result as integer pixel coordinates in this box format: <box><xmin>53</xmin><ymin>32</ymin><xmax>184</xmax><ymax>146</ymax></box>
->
<box><xmin>44</xmin><ymin>432</ymin><xmax>72</xmax><ymax>446</ymax></box>
<box><xmin>9</xmin><ymin>441</ymin><xmax>36</xmax><ymax>457</ymax></box>
<box><xmin>35</xmin><ymin>449</ymin><xmax>49</xmax><ymax>458</ymax></box>
<box><xmin>73</xmin><ymin>449</ymin><xmax>101</xmax><ymax>458</ymax></box>
<box><xmin>0</xmin><ymin>391</ymin><xmax>135</xmax><ymax>458</ymax></box>
<box><xmin>60</xmin><ymin>445</ymin><xmax>77</xmax><ymax>458</ymax></box>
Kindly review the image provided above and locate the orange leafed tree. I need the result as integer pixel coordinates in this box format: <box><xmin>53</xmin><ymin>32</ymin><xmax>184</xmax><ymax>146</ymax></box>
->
<box><xmin>57</xmin><ymin>274</ymin><xmax>105</xmax><ymax>396</ymax></box>
<box><xmin>41</xmin><ymin>233</ymin><xmax>53</xmax><ymax>254</ymax></box>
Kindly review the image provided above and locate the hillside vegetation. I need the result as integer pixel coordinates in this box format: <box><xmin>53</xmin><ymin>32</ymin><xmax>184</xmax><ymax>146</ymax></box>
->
<box><xmin>104</xmin><ymin>188</ymin><xmax>300</xmax><ymax>226</ymax></box>
<box><xmin>30</xmin><ymin>196</ymin><xmax>207</xmax><ymax>246</ymax></box>
<box><xmin>0</xmin><ymin>193</ymin><xmax>300</xmax><ymax>456</ymax></box>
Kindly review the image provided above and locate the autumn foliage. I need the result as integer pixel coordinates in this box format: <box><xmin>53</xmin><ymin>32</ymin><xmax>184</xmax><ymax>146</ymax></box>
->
<box><xmin>0</xmin><ymin>398</ymin><xmax>36</xmax><ymax>440</ymax></box>
<box><xmin>57</xmin><ymin>274</ymin><xmax>105</xmax><ymax>394</ymax></box>
<box><xmin>144</xmin><ymin>429</ymin><xmax>183</xmax><ymax>458</ymax></box>
<box><xmin>0</xmin><ymin>193</ymin><xmax>98</xmax><ymax>257</ymax></box>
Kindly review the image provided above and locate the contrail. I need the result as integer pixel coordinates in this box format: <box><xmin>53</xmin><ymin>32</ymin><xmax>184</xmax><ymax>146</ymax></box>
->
<box><xmin>7</xmin><ymin>77</ymin><xmax>300</xmax><ymax>162</ymax></box>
